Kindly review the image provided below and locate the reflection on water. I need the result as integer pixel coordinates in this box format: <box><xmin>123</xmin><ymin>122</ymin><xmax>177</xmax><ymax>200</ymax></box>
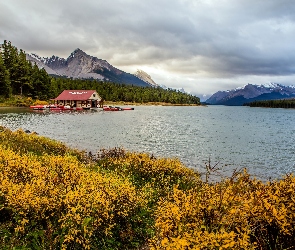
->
<box><xmin>1</xmin><ymin>105</ymin><xmax>295</xmax><ymax>180</ymax></box>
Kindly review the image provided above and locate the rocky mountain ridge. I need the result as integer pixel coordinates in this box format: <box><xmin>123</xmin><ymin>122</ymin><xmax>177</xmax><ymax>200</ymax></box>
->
<box><xmin>134</xmin><ymin>69</ymin><xmax>158</xmax><ymax>87</ymax></box>
<box><xmin>26</xmin><ymin>49</ymin><xmax>157</xmax><ymax>87</ymax></box>
<box><xmin>206</xmin><ymin>83</ymin><xmax>295</xmax><ymax>106</ymax></box>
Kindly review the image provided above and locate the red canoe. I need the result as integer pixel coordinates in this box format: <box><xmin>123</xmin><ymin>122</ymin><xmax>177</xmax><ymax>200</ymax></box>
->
<box><xmin>103</xmin><ymin>106</ymin><xmax>123</xmax><ymax>111</ymax></box>
<box><xmin>121</xmin><ymin>107</ymin><xmax>134</xmax><ymax>110</ymax></box>
<box><xmin>102</xmin><ymin>106</ymin><xmax>134</xmax><ymax>111</ymax></box>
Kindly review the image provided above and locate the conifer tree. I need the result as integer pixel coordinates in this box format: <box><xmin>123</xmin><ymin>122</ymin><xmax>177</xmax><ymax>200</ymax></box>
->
<box><xmin>0</xmin><ymin>54</ymin><xmax>12</xmax><ymax>98</ymax></box>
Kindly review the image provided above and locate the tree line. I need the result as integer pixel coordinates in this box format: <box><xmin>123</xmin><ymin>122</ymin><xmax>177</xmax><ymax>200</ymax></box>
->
<box><xmin>50</xmin><ymin>78</ymin><xmax>200</xmax><ymax>104</ymax></box>
<box><xmin>244</xmin><ymin>99</ymin><xmax>295</xmax><ymax>108</ymax></box>
<box><xmin>0</xmin><ymin>40</ymin><xmax>51</xmax><ymax>99</ymax></box>
<box><xmin>0</xmin><ymin>41</ymin><xmax>200</xmax><ymax>105</ymax></box>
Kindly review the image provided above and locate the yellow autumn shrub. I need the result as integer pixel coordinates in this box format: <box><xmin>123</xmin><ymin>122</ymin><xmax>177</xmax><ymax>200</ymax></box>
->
<box><xmin>33</xmin><ymin>100</ymin><xmax>48</xmax><ymax>105</ymax></box>
<box><xmin>0</xmin><ymin>125</ymin><xmax>86</xmax><ymax>160</ymax></box>
<box><xmin>96</xmin><ymin>148</ymin><xmax>200</xmax><ymax>195</ymax></box>
<box><xmin>0</xmin><ymin>145</ymin><xmax>148</xmax><ymax>249</ymax></box>
<box><xmin>2</xmin><ymin>127</ymin><xmax>295</xmax><ymax>249</ymax></box>
<box><xmin>151</xmin><ymin>170</ymin><xmax>295</xmax><ymax>249</ymax></box>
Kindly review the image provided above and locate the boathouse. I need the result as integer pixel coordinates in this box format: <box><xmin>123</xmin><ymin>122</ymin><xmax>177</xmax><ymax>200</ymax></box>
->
<box><xmin>54</xmin><ymin>90</ymin><xmax>102</xmax><ymax>108</ymax></box>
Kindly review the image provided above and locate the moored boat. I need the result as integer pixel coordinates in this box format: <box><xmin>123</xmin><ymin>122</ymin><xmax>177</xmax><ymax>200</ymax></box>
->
<box><xmin>121</xmin><ymin>107</ymin><xmax>134</xmax><ymax>110</ymax></box>
<box><xmin>102</xmin><ymin>105</ymin><xmax>135</xmax><ymax>111</ymax></box>
<box><xmin>30</xmin><ymin>104</ymin><xmax>134</xmax><ymax>112</ymax></box>
<box><xmin>30</xmin><ymin>105</ymin><xmax>48</xmax><ymax>110</ymax></box>
<box><xmin>30</xmin><ymin>105</ymin><xmax>86</xmax><ymax>111</ymax></box>
<box><xmin>30</xmin><ymin>104</ymin><xmax>58</xmax><ymax>110</ymax></box>
<box><xmin>102</xmin><ymin>106</ymin><xmax>123</xmax><ymax>111</ymax></box>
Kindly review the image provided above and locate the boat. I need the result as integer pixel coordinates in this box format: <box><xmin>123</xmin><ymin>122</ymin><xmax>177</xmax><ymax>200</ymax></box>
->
<box><xmin>50</xmin><ymin>106</ymin><xmax>72</xmax><ymax>111</ymax></box>
<box><xmin>102</xmin><ymin>105</ymin><xmax>135</xmax><ymax>111</ymax></box>
<box><xmin>30</xmin><ymin>104</ymin><xmax>134</xmax><ymax>112</ymax></box>
<box><xmin>30</xmin><ymin>105</ymin><xmax>48</xmax><ymax>110</ymax></box>
<box><xmin>30</xmin><ymin>105</ymin><xmax>86</xmax><ymax>111</ymax></box>
<box><xmin>50</xmin><ymin>106</ymin><xmax>85</xmax><ymax>111</ymax></box>
<box><xmin>102</xmin><ymin>106</ymin><xmax>123</xmax><ymax>111</ymax></box>
<box><xmin>30</xmin><ymin>104</ymin><xmax>58</xmax><ymax>110</ymax></box>
<box><xmin>121</xmin><ymin>107</ymin><xmax>134</xmax><ymax>110</ymax></box>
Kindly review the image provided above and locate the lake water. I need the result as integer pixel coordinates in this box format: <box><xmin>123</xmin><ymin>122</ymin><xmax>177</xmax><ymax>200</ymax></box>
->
<box><xmin>1</xmin><ymin>105</ymin><xmax>295</xmax><ymax>181</ymax></box>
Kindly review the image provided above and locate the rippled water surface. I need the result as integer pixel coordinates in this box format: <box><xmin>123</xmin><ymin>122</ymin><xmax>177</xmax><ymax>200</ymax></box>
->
<box><xmin>1</xmin><ymin>105</ymin><xmax>295</xmax><ymax>180</ymax></box>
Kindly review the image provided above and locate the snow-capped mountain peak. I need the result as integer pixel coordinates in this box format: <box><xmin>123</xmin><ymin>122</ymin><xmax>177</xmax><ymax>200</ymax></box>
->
<box><xmin>259</xmin><ymin>82</ymin><xmax>280</xmax><ymax>88</ymax></box>
<box><xmin>206</xmin><ymin>83</ymin><xmax>295</xmax><ymax>106</ymax></box>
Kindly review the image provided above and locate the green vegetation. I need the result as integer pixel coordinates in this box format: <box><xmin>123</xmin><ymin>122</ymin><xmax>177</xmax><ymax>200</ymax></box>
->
<box><xmin>244</xmin><ymin>99</ymin><xmax>295</xmax><ymax>108</ymax></box>
<box><xmin>0</xmin><ymin>41</ymin><xmax>51</xmax><ymax>100</ymax></box>
<box><xmin>0</xmin><ymin>40</ymin><xmax>200</xmax><ymax>106</ymax></box>
<box><xmin>0</xmin><ymin>95</ymin><xmax>32</xmax><ymax>107</ymax></box>
<box><xmin>1</xmin><ymin>127</ymin><xmax>295</xmax><ymax>249</ymax></box>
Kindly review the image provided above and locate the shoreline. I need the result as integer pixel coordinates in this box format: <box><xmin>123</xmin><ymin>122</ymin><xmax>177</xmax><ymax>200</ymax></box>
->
<box><xmin>104</xmin><ymin>101</ymin><xmax>203</xmax><ymax>106</ymax></box>
<box><xmin>0</xmin><ymin>101</ymin><xmax>204</xmax><ymax>108</ymax></box>
<box><xmin>0</xmin><ymin>95</ymin><xmax>203</xmax><ymax>107</ymax></box>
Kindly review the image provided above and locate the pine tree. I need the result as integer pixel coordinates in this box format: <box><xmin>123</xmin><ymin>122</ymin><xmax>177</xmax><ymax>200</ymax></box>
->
<box><xmin>0</xmin><ymin>54</ymin><xmax>12</xmax><ymax>98</ymax></box>
<box><xmin>16</xmin><ymin>49</ymin><xmax>33</xmax><ymax>95</ymax></box>
<box><xmin>1</xmin><ymin>40</ymin><xmax>19</xmax><ymax>94</ymax></box>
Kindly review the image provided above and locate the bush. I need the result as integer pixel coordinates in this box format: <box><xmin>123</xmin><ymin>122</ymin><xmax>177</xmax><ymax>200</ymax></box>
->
<box><xmin>0</xmin><ymin>126</ymin><xmax>86</xmax><ymax>160</ymax></box>
<box><xmin>33</xmin><ymin>99</ymin><xmax>48</xmax><ymax>105</ymax></box>
<box><xmin>1</xmin><ymin>127</ymin><xmax>295</xmax><ymax>249</ymax></box>
<box><xmin>150</xmin><ymin>171</ymin><xmax>295</xmax><ymax>249</ymax></box>
<box><xmin>0</xmin><ymin>95</ymin><xmax>35</xmax><ymax>107</ymax></box>
<box><xmin>0</xmin><ymin>145</ymin><xmax>150</xmax><ymax>249</ymax></box>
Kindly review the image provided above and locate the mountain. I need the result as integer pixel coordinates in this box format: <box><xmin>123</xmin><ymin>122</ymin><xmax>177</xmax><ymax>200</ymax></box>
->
<box><xmin>26</xmin><ymin>49</ymin><xmax>150</xmax><ymax>87</ymax></box>
<box><xmin>206</xmin><ymin>83</ymin><xmax>295</xmax><ymax>106</ymax></box>
<box><xmin>134</xmin><ymin>69</ymin><xmax>158</xmax><ymax>87</ymax></box>
<box><xmin>26</xmin><ymin>54</ymin><xmax>59</xmax><ymax>75</ymax></box>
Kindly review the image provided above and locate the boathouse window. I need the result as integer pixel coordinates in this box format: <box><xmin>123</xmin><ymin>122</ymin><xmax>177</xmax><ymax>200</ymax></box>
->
<box><xmin>93</xmin><ymin>94</ymin><xmax>96</xmax><ymax>97</ymax></box>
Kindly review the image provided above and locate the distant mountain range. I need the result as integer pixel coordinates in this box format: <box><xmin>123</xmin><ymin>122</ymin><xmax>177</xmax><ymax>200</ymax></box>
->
<box><xmin>206</xmin><ymin>83</ymin><xmax>295</xmax><ymax>106</ymax></box>
<box><xmin>26</xmin><ymin>49</ymin><xmax>158</xmax><ymax>87</ymax></box>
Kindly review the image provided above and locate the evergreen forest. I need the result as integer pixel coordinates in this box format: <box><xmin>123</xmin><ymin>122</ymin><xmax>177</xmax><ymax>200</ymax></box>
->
<box><xmin>0</xmin><ymin>40</ymin><xmax>200</xmax><ymax>105</ymax></box>
<box><xmin>244</xmin><ymin>99</ymin><xmax>295</xmax><ymax>108</ymax></box>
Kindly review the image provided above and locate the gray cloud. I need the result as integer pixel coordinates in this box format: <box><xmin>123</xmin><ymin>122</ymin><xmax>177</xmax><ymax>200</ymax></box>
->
<box><xmin>1</xmin><ymin>0</ymin><xmax>295</xmax><ymax>97</ymax></box>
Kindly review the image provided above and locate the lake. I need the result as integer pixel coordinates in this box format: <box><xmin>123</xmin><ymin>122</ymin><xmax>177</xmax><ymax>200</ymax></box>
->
<box><xmin>1</xmin><ymin>105</ymin><xmax>295</xmax><ymax>181</ymax></box>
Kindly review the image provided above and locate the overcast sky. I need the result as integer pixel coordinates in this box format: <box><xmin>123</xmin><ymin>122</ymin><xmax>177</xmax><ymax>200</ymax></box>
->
<box><xmin>1</xmin><ymin>0</ymin><xmax>295</xmax><ymax>99</ymax></box>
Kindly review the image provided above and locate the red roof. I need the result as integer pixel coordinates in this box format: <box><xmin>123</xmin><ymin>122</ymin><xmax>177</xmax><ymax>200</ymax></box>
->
<box><xmin>54</xmin><ymin>90</ymin><xmax>99</xmax><ymax>101</ymax></box>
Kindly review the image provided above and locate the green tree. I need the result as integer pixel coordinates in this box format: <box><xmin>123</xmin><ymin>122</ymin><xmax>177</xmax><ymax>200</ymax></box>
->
<box><xmin>0</xmin><ymin>55</ymin><xmax>12</xmax><ymax>98</ymax></box>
